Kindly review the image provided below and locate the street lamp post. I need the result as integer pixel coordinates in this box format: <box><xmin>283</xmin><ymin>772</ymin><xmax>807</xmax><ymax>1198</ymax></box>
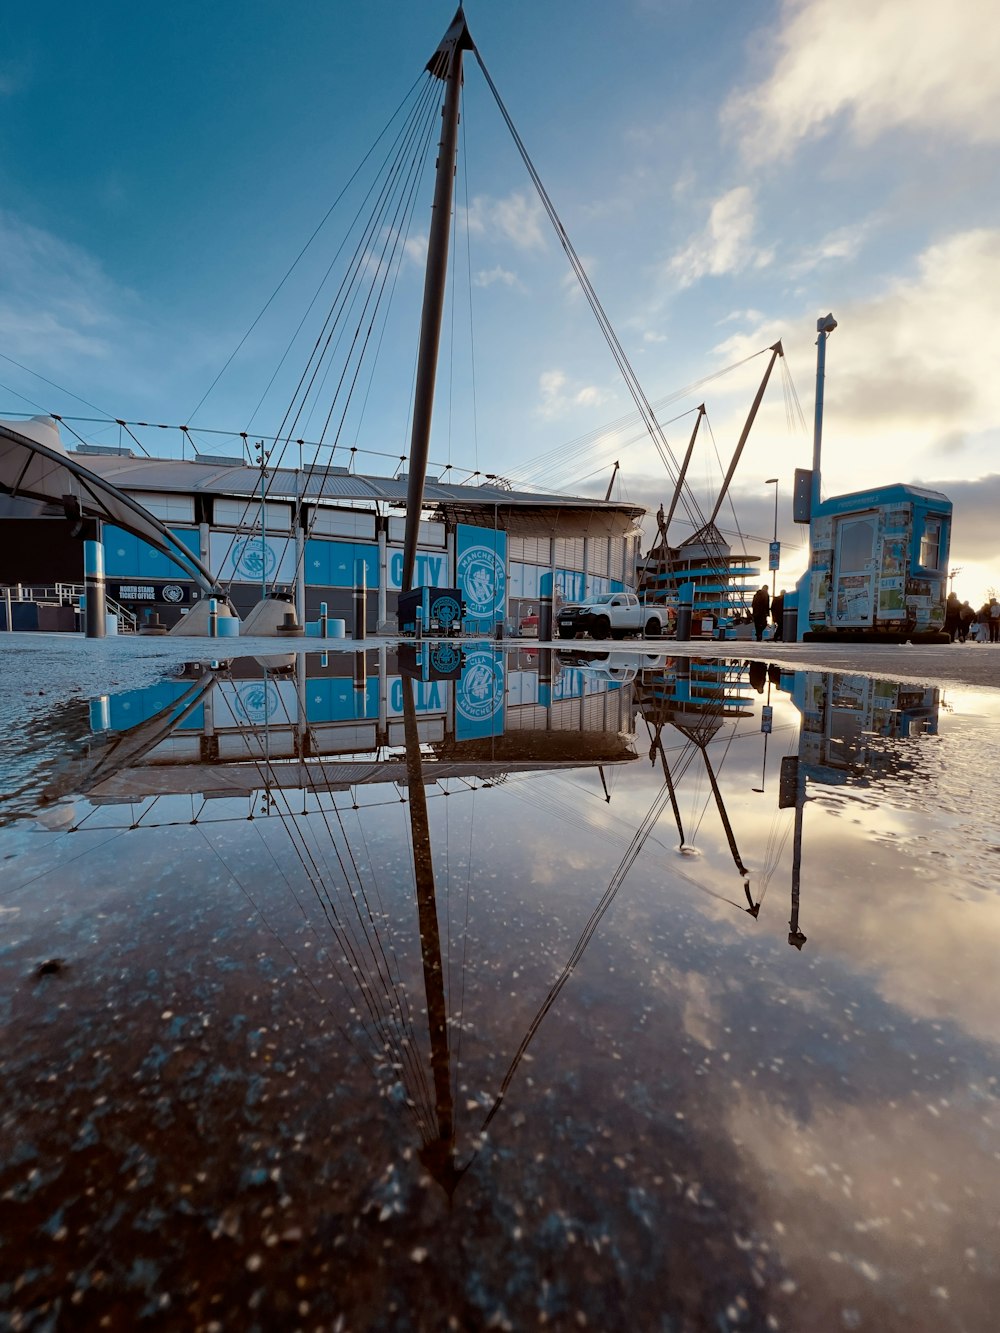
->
<box><xmin>765</xmin><ymin>478</ymin><xmax>779</xmax><ymax>599</ymax></box>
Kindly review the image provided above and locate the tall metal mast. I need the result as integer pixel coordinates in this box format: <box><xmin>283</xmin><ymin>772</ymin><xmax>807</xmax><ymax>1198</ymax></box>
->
<box><xmin>810</xmin><ymin>314</ymin><xmax>838</xmax><ymax>518</ymax></box>
<box><xmin>707</xmin><ymin>342</ymin><xmax>783</xmax><ymax>528</ymax></box>
<box><xmin>401</xmin><ymin>8</ymin><xmax>474</xmax><ymax>594</ymax></box>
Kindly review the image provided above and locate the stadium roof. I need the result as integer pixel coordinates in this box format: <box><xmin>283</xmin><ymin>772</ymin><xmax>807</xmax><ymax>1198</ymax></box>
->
<box><xmin>70</xmin><ymin>451</ymin><xmax>646</xmax><ymax>538</ymax></box>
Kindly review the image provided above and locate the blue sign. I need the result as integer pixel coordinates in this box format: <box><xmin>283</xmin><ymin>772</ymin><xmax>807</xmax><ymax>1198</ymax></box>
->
<box><xmin>456</xmin><ymin>523</ymin><xmax>506</xmax><ymax>627</ymax></box>
<box><xmin>768</xmin><ymin>541</ymin><xmax>781</xmax><ymax>571</ymax></box>
<box><xmin>455</xmin><ymin>648</ymin><xmax>505</xmax><ymax>740</ymax></box>
<box><xmin>232</xmin><ymin>536</ymin><xmax>279</xmax><ymax>582</ymax></box>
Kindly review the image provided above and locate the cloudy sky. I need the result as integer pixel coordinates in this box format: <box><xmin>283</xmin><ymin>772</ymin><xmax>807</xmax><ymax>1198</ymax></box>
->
<box><xmin>1</xmin><ymin>0</ymin><xmax>997</xmax><ymax>599</ymax></box>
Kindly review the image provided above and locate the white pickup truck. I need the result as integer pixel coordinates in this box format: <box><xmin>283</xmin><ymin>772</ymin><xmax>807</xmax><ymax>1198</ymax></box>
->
<box><xmin>556</xmin><ymin>648</ymin><xmax>671</xmax><ymax>683</ymax></box>
<box><xmin>557</xmin><ymin>592</ymin><xmax>674</xmax><ymax>640</ymax></box>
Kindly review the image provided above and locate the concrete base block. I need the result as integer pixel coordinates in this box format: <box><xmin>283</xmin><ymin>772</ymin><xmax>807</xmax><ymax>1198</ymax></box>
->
<box><xmin>240</xmin><ymin>598</ymin><xmax>299</xmax><ymax>637</ymax></box>
<box><xmin>168</xmin><ymin>600</ymin><xmax>240</xmax><ymax>636</ymax></box>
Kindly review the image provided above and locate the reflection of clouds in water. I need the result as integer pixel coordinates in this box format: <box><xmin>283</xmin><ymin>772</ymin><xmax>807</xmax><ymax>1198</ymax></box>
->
<box><xmin>726</xmin><ymin>1091</ymin><xmax>997</xmax><ymax>1330</ymax></box>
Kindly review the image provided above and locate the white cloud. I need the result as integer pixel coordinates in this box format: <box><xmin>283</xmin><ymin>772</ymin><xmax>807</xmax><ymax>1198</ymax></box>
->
<box><xmin>466</xmin><ymin>191</ymin><xmax>546</xmax><ymax>252</ymax></box>
<box><xmin>536</xmin><ymin>368</ymin><xmax>614</xmax><ymax>421</ymax></box>
<box><xmin>473</xmin><ymin>265</ymin><xmax>522</xmax><ymax>291</ymax></box>
<box><xmin>0</xmin><ymin>210</ymin><xmax>129</xmax><ymax>365</ymax></box>
<box><xmin>712</xmin><ymin>227</ymin><xmax>1000</xmax><ymax>443</ymax></box>
<box><xmin>668</xmin><ymin>187</ymin><xmax>774</xmax><ymax>288</ymax></box>
<box><xmin>785</xmin><ymin>221</ymin><xmax>873</xmax><ymax>277</ymax></box>
<box><xmin>403</xmin><ymin>234</ymin><xmax>428</xmax><ymax>268</ymax></box>
<box><xmin>727</xmin><ymin>0</ymin><xmax>1000</xmax><ymax>163</ymax></box>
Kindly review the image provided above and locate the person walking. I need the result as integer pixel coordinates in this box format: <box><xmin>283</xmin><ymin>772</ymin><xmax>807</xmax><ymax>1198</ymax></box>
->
<box><xmin>959</xmin><ymin>601</ymin><xmax>975</xmax><ymax>643</ymax></box>
<box><xmin>990</xmin><ymin>597</ymin><xmax>1000</xmax><ymax>644</ymax></box>
<box><xmin>751</xmin><ymin>585</ymin><xmax>770</xmax><ymax>642</ymax></box>
<box><xmin>944</xmin><ymin>591</ymin><xmax>962</xmax><ymax>642</ymax></box>
<box><xmin>771</xmin><ymin>589</ymin><xmax>785</xmax><ymax>641</ymax></box>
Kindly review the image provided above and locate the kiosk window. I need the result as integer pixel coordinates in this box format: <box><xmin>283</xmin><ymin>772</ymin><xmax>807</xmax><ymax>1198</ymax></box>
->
<box><xmin>919</xmin><ymin>518</ymin><xmax>942</xmax><ymax>569</ymax></box>
<box><xmin>839</xmin><ymin>517</ymin><xmax>875</xmax><ymax>571</ymax></box>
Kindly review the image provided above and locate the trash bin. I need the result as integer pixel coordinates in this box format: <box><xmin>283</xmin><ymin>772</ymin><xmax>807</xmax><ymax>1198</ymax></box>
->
<box><xmin>782</xmin><ymin>607</ymin><xmax>798</xmax><ymax>643</ymax></box>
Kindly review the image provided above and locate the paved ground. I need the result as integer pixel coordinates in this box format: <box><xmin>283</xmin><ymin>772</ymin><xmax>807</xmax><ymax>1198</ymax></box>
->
<box><xmin>0</xmin><ymin>631</ymin><xmax>997</xmax><ymax>727</ymax></box>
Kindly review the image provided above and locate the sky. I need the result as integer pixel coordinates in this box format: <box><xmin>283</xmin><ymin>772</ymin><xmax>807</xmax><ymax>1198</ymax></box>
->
<box><xmin>1</xmin><ymin>0</ymin><xmax>998</xmax><ymax>602</ymax></box>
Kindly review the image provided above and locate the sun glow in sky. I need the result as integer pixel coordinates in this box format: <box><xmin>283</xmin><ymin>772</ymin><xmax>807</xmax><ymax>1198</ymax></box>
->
<box><xmin>1</xmin><ymin>0</ymin><xmax>997</xmax><ymax>600</ymax></box>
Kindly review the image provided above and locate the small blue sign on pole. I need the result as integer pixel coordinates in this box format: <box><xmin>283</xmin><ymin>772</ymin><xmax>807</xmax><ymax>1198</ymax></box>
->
<box><xmin>768</xmin><ymin>540</ymin><xmax>781</xmax><ymax>571</ymax></box>
<box><xmin>761</xmin><ymin>704</ymin><xmax>773</xmax><ymax>734</ymax></box>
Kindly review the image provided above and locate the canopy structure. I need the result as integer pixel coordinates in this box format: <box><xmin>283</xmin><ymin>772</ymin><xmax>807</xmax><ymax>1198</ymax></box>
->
<box><xmin>0</xmin><ymin>418</ymin><xmax>221</xmax><ymax>595</ymax></box>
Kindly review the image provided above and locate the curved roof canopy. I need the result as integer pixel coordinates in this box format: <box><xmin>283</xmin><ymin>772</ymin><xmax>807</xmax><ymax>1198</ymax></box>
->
<box><xmin>0</xmin><ymin>419</ymin><xmax>220</xmax><ymax>594</ymax></box>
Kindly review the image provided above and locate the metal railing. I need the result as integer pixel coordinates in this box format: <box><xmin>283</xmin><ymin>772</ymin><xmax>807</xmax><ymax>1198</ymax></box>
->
<box><xmin>2</xmin><ymin>583</ymin><xmax>138</xmax><ymax>634</ymax></box>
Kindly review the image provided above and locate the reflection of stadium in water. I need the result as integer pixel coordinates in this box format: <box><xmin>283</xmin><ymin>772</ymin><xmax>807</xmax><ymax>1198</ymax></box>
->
<box><xmin>59</xmin><ymin>646</ymin><xmax>639</xmax><ymax>807</ymax></box>
<box><xmin>43</xmin><ymin>647</ymin><xmax>671</xmax><ymax>1194</ymax></box>
<box><xmin>44</xmin><ymin>656</ymin><xmax>948</xmax><ymax>1151</ymax></box>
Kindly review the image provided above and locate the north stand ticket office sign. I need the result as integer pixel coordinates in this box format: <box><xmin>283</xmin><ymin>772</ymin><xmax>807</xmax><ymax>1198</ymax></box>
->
<box><xmin>111</xmin><ymin>582</ymin><xmax>193</xmax><ymax>605</ymax></box>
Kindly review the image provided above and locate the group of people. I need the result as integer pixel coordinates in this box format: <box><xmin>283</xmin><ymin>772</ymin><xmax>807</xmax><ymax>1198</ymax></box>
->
<box><xmin>751</xmin><ymin>584</ymin><xmax>784</xmax><ymax>642</ymax></box>
<box><xmin>945</xmin><ymin>592</ymin><xmax>1000</xmax><ymax>643</ymax></box>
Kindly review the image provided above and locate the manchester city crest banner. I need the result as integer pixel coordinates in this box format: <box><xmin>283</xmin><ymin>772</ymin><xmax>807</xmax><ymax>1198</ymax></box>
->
<box><xmin>456</xmin><ymin>523</ymin><xmax>507</xmax><ymax>631</ymax></box>
<box><xmin>454</xmin><ymin>646</ymin><xmax>505</xmax><ymax>741</ymax></box>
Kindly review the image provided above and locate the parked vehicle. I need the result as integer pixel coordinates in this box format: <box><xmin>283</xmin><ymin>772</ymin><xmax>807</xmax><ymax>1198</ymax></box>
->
<box><xmin>557</xmin><ymin>592</ymin><xmax>673</xmax><ymax>640</ymax></box>
<box><xmin>556</xmin><ymin>648</ymin><xmax>670</xmax><ymax>683</ymax></box>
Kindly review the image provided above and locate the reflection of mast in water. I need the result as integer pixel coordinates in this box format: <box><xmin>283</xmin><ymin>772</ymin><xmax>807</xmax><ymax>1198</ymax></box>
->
<box><xmin>400</xmin><ymin>674</ymin><xmax>462</xmax><ymax>1194</ymax></box>
<box><xmin>782</xmin><ymin>754</ymin><xmax>807</xmax><ymax>950</ymax></box>
<box><xmin>638</xmin><ymin>658</ymin><xmax>759</xmax><ymax>915</ymax></box>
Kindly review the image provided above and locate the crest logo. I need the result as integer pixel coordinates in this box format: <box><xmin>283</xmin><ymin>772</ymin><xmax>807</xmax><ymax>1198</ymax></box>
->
<box><xmin>232</xmin><ymin>536</ymin><xmax>278</xmax><ymax>582</ymax></box>
<box><xmin>457</xmin><ymin>650</ymin><xmax>504</xmax><ymax>723</ymax></box>
<box><xmin>431</xmin><ymin>642</ymin><xmax>462</xmax><ymax>675</ymax></box>
<box><xmin>431</xmin><ymin>594</ymin><xmax>462</xmax><ymax>629</ymax></box>
<box><xmin>233</xmin><ymin>681</ymin><xmax>281</xmax><ymax>725</ymax></box>
<box><xmin>457</xmin><ymin>545</ymin><xmax>506</xmax><ymax>617</ymax></box>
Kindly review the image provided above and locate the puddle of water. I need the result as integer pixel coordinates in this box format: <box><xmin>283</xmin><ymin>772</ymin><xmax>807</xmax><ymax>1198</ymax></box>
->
<box><xmin>1</xmin><ymin>647</ymin><xmax>998</xmax><ymax>1331</ymax></box>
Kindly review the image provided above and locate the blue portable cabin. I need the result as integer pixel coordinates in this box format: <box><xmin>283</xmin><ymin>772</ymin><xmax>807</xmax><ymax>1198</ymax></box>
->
<box><xmin>800</xmin><ymin>483</ymin><xmax>951</xmax><ymax>641</ymax></box>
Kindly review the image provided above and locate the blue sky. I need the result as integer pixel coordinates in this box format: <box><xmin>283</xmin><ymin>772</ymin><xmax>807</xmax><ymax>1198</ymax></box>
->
<box><xmin>2</xmin><ymin>1</ymin><xmax>998</xmax><ymax>599</ymax></box>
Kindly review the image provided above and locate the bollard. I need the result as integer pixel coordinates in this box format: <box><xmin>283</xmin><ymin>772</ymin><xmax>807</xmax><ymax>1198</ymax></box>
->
<box><xmin>538</xmin><ymin>594</ymin><xmax>553</xmax><ymax>642</ymax></box>
<box><xmin>538</xmin><ymin>647</ymin><xmax>553</xmax><ymax>708</ymax></box>
<box><xmin>89</xmin><ymin>696</ymin><xmax>111</xmax><ymax>732</ymax></box>
<box><xmin>276</xmin><ymin>610</ymin><xmax>304</xmax><ymax>637</ymax></box>
<box><xmin>140</xmin><ymin>610</ymin><xmax>167</xmax><ymax>636</ymax></box>
<box><xmin>83</xmin><ymin>539</ymin><xmax>106</xmax><ymax>639</ymax></box>
<box><xmin>209</xmin><ymin>597</ymin><xmax>218</xmax><ymax>638</ymax></box>
<box><xmin>353</xmin><ymin>559</ymin><xmax>367</xmax><ymax>641</ymax></box>
<box><xmin>319</xmin><ymin>601</ymin><xmax>328</xmax><ymax>638</ymax></box>
<box><xmin>676</xmin><ymin>580</ymin><xmax>694</xmax><ymax>642</ymax></box>
<box><xmin>415</xmin><ymin>607</ymin><xmax>424</xmax><ymax>641</ymax></box>
<box><xmin>494</xmin><ymin>610</ymin><xmax>504</xmax><ymax>642</ymax></box>
<box><xmin>354</xmin><ymin>648</ymin><xmax>367</xmax><ymax>699</ymax></box>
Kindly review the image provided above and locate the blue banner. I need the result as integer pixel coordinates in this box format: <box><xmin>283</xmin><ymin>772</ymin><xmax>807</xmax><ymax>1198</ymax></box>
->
<box><xmin>456</xmin><ymin>523</ymin><xmax>506</xmax><ymax>630</ymax></box>
<box><xmin>455</xmin><ymin>648</ymin><xmax>505</xmax><ymax>740</ymax></box>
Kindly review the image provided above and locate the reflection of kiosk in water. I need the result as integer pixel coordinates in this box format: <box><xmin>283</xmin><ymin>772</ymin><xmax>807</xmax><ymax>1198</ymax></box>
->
<box><xmin>780</xmin><ymin>670</ymin><xmax>941</xmax><ymax>947</ymax></box>
<box><xmin>792</xmin><ymin>315</ymin><xmax>952</xmax><ymax>643</ymax></box>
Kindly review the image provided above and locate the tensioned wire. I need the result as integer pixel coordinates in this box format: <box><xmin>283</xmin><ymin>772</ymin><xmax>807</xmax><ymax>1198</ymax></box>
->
<box><xmin>210</xmin><ymin>74</ymin><xmax>442</xmax><ymax>592</ymax></box>
<box><xmin>472</xmin><ymin>46</ymin><xmax>750</xmax><ymax>597</ymax></box>
<box><xmin>183</xmin><ymin>72</ymin><xmax>428</xmax><ymax>433</ymax></box>
<box><xmin>211</xmin><ymin>669</ymin><xmax>439</xmax><ymax>1132</ymax></box>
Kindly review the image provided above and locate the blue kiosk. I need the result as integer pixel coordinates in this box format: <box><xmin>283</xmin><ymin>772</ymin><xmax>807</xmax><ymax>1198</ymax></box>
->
<box><xmin>792</xmin><ymin>315</ymin><xmax>952</xmax><ymax>643</ymax></box>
